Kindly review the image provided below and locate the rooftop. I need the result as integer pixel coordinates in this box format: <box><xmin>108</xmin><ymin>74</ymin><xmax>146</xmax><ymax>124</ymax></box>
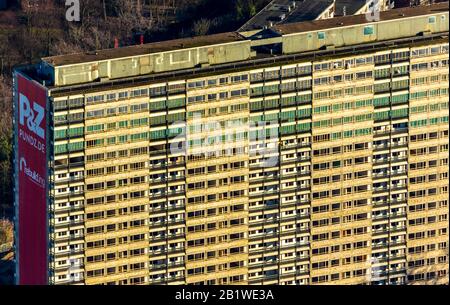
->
<box><xmin>274</xmin><ymin>2</ymin><xmax>448</xmax><ymax>34</ymax></box>
<box><xmin>334</xmin><ymin>0</ymin><xmax>368</xmax><ymax>16</ymax></box>
<box><xmin>43</xmin><ymin>32</ymin><xmax>245</xmax><ymax>67</ymax></box>
<box><xmin>239</xmin><ymin>0</ymin><xmax>335</xmax><ymax>32</ymax></box>
<box><xmin>282</xmin><ymin>0</ymin><xmax>335</xmax><ymax>23</ymax></box>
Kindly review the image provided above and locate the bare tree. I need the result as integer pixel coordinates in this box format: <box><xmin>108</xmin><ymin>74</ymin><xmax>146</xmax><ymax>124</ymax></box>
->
<box><xmin>193</xmin><ymin>18</ymin><xmax>211</xmax><ymax>36</ymax></box>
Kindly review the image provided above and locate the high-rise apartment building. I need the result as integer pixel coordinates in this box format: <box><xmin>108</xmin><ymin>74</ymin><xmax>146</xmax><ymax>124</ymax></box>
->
<box><xmin>13</xmin><ymin>2</ymin><xmax>449</xmax><ymax>285</ymax></box>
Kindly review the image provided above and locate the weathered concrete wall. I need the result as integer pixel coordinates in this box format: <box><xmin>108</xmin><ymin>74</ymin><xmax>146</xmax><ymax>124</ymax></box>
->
<box><xmin>282</xmin><ymin>12</ymin><xmax>449</xmax><ymax>54</ymax></box>
<box><xmin>54</xmin><ymin>41</ymin><xmax>252</xmax><ymax>87</ymax></box>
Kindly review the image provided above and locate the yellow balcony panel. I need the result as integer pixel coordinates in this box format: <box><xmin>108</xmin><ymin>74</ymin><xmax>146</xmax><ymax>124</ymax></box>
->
<box><xmin>84</xmin><ymin>227</ymin><xmax>148</xmax><ymax>243</ymax></box>
<box><xmin>85</xmin><ymin>269</ymin><xmax>149</xmax><ymax>285</ymax></box>
<box><xmin>85</xmin><ymin>256</ymin><xmax>149</xmax><ymax>271</ymax></box>
<box><xmin>85</xmin><ymin>214</ymin><xmax>148</xmax><ymax>228</ymax></box>
<box><xmin>85</xmin><ymin>241</ymin><xmax>149</xmax><ymax>257</ymax></box>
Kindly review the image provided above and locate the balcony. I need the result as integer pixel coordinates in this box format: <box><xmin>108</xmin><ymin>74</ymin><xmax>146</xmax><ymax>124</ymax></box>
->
<box><xmin>249</xmin><ymin>188</ymin><xmax>279</xmax><ymax>198</ymax></box>
<box><xmin>51</xmin><ymin>234</ymin><xmax>85</xmax><ymax>243</ymax></box>
<box><xmin>372</xmin><ymin>170</ymin><xmax>407</xmax><ymax>180</ymax></box>
<box><xmin>372</xmin><ymin>226</ymin><xmax>407</xmax><ymax>236</ymax></box>
<box><xmin>372</xmin><ymin>199</ymin><xmax>407</xmax><ymax>208</ymax></box>
<box><xmin>149</xmin><ymin>161</ymin><xmax>186</xmax><ymax>170</ymax></box>
<box><xmin>53</xmin><ymin>204</ymin><xmax>84</xmax><ymax>214</ymax></box>
<box><xmin>373</xmin><ymin>142</ymin><xmax>408</xmax><ymax>151</ymax></box>
<box><xmin>372</xmin><ymin>212</ymin><xmax>407</xmax><ymax>221</ymax></box>
<box><xmin>249</xmin><ymin>213</ymin><xmax>310</xmax><ymax>227</ymax></box>
<box><xmin>54</xmin><ymin>161</ymin><xmax>85</xmax><ymax>170</ymax></box>
<box><xmin>53</xmin><ymin>248</ymin><xmax>85</xmax><ymax>258</ymax></box>
<box><xmin>371</xmin><ymin>253</ymin><xmax>406</xmax><ymax>263</ymax></box>
<box><xmin>280</xmin><ymin>142</ymin><xmax>311</xmax><ymax>151</ymax></box>
<box><xmin>149</xmin><ymin>149</ymin><xmax>168</xmax><ymax>157</ymax></box>
<box><xmin>149</xmin><ymin>232</ymin><xmax>186</xmax><ymax>242</ymax></box>
<box><xmin>149</xmin><ymin>190</ymin><xmax>185</xmax><ymax>200</ymax></box>
<box><xmin>149</xmin><ymin>175</ymin><xmax>186</xmax><ymax>185</ymax></box>
<box><xmin>149</xmin><ymin>247</ymin><xmax>185</xmax><ymax>256</ymax></box>
<box><xmin>54</xmin><ymin>219</ymin><xmax>85</xmax><ymax>229</ymax></box>
<box><xmin>149</xmin><ymin>261</ymin><xmax>185</xmax><ymax>271</ymax></box>
<box><xmin>372</xmin><ymin>156</ymin><xmax>408</xmax><ymax>166</ymax></box>
<box><xmin>372</xmin><ymin>268</ymin><xmax>407</xmax><ymax>278</ymax></box>
<box><xmin>279</xmin><ymin>171</ymin><xmax>311</xmax><ymax>180</ymax></box>
<box><xmin>373</xmin><ymin>128</ymin><xmax>408</xmax><ymax>137</ymax></box>
<box><xmin>281</xmin><ymin>156</ymin><xmax>312</xmax><ymax>166</ymax></box>
<box><xmin>54</xmin><ymin>175</ymin><xmax>85</xmax><ymax>185</ymax></box>
<box><xmin>372</xmin><ymin>240</ymin><xmax>406</xmax><ymax>250</ymax></box>
<box><xmin>149</xmin><ymin>218</ymin><xmax>185</xmax><ymax>229</ymax></box>
<box><xmin>149</xmin><ymin>203</ymin><xmax>185</xmax><ymax>213</ymax></box>
<box><xmin>148</xmin><ymin>275</ymin><xmax>185</xmax><ymax>285</ymax></box>
<box><xmin>54</xmin><ymin>189</ymin><xmax>85</xmax><ymax>199</ymax></box>
<box><xmin>250</xmin><ymin>174</ymin><xmax>279</xmax><ymax>184</ymax></box>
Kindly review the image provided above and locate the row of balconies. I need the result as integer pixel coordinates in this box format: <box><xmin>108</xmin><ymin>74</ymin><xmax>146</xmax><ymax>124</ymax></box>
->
<box><xmin>372</xmin><ymin>155</ymin><xmax>408</xmax><ymax>165</ymax></box>
<box><xmin>372</xmin><ymin>184</ymin><xmax>407</xmax><ymax>194</ymax></box>
<box><xmin>248</xmin><ymin>269</ymin><xmax>310</xmax><ymax>284</ymax></box>
<box><xmin>372</xmin><ymin>170</ymin><xmax>407</xmax><ymax>180</ymax></box>
<box><xmin>248</xmin><ymin>213</ymin><xmax>310</xmax><ymax>227</ymax></box>
<box><xmin>248</xmin><ymin>255</ymin><xmax>309</xmax><ymax>269</ymax></box>
<box><xmin>371</xmin><ymin>240</ymin><xmax>407</xmax><ymax>250</ymax></box>
<box><xmin>372</xmin><ymin>226</ymin><xmax>407</xmax><ymax>237</ymax></box>
<box><xmin>373</xmin><ymin>127</ymin><xmax>408</xmax><ymax>137</ymax></box>
<box><xmin>249</xmin><ymin>227</ymin><xmax>310</xmax><ymax>241</ymax></box>
<box><xmin>249</xmin><ymin>170</ymin><xmax>311</xmax><ymax>182</ymax></box>
<box><xmin>373</xmin><ymin>142</ymin><xmax>408</xmax><ymax>151</ymax></box>
<box><xmin>148</xmin><ymin>160</ymin><xmax>186</xmax><ymax>170</ymax></box>
<box><xmin>248</xmin><ymin>241</ymin><xmax>310</xmax><ymax>255</ymax></box>
<box><xmin>372</xmin><ymin>211</ymin><xmax>407</xmax><ymax>221</ymax></box>
<box><xmin>149</xmin><ymin>262</ymin><xmax>186</xmax><ymax>272</ymax></box>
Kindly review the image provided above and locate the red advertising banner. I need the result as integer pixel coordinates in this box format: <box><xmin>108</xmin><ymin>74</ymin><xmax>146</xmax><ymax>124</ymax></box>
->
<box><xmin>16</xmin><ymin>73</ymin><xmax>48</xmax><ymax>285</ymax></box>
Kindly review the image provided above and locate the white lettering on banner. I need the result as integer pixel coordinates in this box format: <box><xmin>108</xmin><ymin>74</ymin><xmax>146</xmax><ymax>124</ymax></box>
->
<box><xmin>19</xmin><ymin>129</ymin><xmax>45</xmax><ymax>154</ymax></box>
<box><xmin>19</xmin><ymin>93</ymin><xmax>45</xmax><ymax>140</ymax></box>
<box><xmin>19</xmin><ymin>158</ymin><xmax>45</xmax><ymax>189</ymax></box>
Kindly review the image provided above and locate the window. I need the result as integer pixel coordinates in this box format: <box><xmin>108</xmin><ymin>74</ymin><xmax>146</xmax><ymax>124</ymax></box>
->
<box><xmin>429</xmin><ymin>16</ymin><xmax>436</xmax><ymax>24</ymax></box>
<box><xmin>364</xmin><ymin>25</ymin><xmax>374</xmax><ymax>35</ymax></box>
<box><xmin>317</xmin><ymin>32</ymin><xmax>326</xmax><ymax>40</ymax></box>
<box><xmin>118</xmin><ymin>91</ymin><xmax>128</xmax><ymax>100</ymax></box>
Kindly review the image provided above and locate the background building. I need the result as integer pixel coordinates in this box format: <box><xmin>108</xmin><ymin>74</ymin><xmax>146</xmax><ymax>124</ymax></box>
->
<box><xmin>238</xmin><ymin>0</ymin><xmax>394</xmax><ymax>33</ymax></box>
<box><xmin>13</xmin><ymin>2</ymin><xmax>449</xmax><ymax>285</ymax></box>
